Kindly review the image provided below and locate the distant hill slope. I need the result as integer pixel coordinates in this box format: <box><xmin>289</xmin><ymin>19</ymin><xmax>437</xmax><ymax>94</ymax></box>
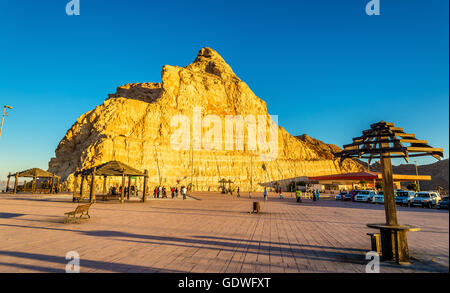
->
<box><xmin>370</xmin><ymin>159</ymin><xmax>449</xmax><ymax>191</ymax></box>
<box><xmin>295</xmin><ymin>134</ymin><xmax>344</xmax><ymax>160</ymax></box>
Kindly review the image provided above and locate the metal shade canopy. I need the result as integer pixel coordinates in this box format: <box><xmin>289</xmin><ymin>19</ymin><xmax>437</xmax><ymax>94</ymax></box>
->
<box><xmin>335</xmin><ymin>121</ymin><xmax>444</xmax><ymax>265</ymax></box>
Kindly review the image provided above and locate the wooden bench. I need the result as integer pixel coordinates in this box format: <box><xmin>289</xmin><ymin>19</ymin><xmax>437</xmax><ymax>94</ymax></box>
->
<box><xmin>99</xmin><ymin>194</ymin><xmax>120</xmax><ymax>201</ymax></box>
<box><xmin>64</xmin><ymin>203</ymin><xmax>92</xmax><ymax>223</ymax></box>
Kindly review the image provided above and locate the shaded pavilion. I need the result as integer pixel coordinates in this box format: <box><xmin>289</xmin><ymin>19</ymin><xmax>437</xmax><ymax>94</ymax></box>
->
<box><xmin>336</xmin><ymin>121</ymin><xmax>443</xmax><ymax>264</ymax></box>
<box><xmin>73</xmin><ymin>161</ymin><xmax>149</xmax><ymax>203</ymax></box>
<box><xmin>218</xmin><ymin>179</ymin><xmax>226</xmax><ymax>193</ymax></box>
<box><xmin>218</xmin><ymin>179</ymin><xmax>234</xmax><ymax>193</ymax></box>
<box><xmin>7</xmin><ymin>168</ymin><xmax>60</xmax><ymax>194</ymax></box>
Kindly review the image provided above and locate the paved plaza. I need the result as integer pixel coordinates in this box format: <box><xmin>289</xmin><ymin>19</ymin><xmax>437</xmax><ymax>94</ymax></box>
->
<box><xmin>0</xmin><ymin>192</ymin><xmax>448</xmax><ymax>273</ymax></box>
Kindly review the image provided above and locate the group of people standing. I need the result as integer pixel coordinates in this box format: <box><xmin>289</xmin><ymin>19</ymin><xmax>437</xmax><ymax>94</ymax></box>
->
<box><xmin>148</xmin><ymin>185</ymin><xmax>320</xmax><ymax>202</ymax></box>
<box><xmin>312</xmin><ymin>189</ymin><xmax>320</xmax><ymax>201</ymax></box>
<box><xmin>262</xmin><ymin>187</ymin><xmax>320</xmax><ymax>202</ymax></box>
<box><xmin>226</xmin><ymin>187</ymin><xmax>241</xmax><ymax>197</ymax></box>
<box><xmin>263</xmin><ymin>187</ymin><xmax>283</xmax><ymax>201</ymax></box>
<box><xmin>108</xmin><ymin>186</ymin><xmax>135</xmax><ymax>197</ymax></box>
<box><xmin>153</xmin><ymin>185</ymin><xmax>188</xmax><ymax>200</ymax></box>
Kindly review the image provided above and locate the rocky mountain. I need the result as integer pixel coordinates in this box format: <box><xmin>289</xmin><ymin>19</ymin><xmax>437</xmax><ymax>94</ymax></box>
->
<box><xmin>370</xmin><ymin>159</ymin><xmax>449</xmax><ymax>192</ymax></box>
<box><xmin>48</xmin><ymin>48</ymin><xmax>364</xmax><ymax>191</ymax></box>
<box><xmin>295</xmin><ymin>134</ymin><xmax>343</xmax><ymax>160</ymax></box>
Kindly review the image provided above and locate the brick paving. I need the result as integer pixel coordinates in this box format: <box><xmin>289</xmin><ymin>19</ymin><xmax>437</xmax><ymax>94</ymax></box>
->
<box><xmin>0</xmin><ymin>192</ymin><xmax>448</xmax><ymax>273</ymax></box>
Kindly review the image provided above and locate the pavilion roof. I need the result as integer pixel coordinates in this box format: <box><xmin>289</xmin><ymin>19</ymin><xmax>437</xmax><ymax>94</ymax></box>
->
<box><xmin>336</xmin><ymin>121</ymin><xmax>444</xmax><ymax>163</ymax></box>
<box><xmin>9</xmin><ymin>168</ymin><xmax>59</xmax><ymax>178</ymax></box>
<box><xmin>75</xmin><ymin>161</ymin><xmax>145</xmax><ymax>177</ymax></box>
<box><xmin>308</xmin><ymin>171</ymin><xmax>431</xmax><ymax>182</ymax></box>
<box><xmin>309</xmin><ymin>171</ymin><xmax>380</xmax><ymax>181</ymax></box>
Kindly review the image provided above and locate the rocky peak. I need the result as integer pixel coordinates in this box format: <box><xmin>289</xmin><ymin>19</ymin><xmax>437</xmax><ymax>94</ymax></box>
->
<box><xmin>48</xmin><ymin>47</ymin><xmax>364</xmax><ymax>188</ymax></box>
<box><xmin>185</xmin><ymin>47</ymin><xmax>238</xmax><ymax>80</ymax></box>
<box><xmin>108</xmin><ymin>82</ymin><xmax>162</xmax><ymax>103</ymax></box>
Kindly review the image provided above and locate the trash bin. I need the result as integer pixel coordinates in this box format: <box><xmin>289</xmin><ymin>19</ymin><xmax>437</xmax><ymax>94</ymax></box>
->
<box><xmin>253</xmin><ymin>202</ymin><xmax>261</xmax><ymax>214</ymax></box>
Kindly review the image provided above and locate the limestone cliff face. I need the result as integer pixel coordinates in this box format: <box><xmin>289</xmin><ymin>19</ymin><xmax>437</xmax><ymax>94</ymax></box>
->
<box><xmin>49</xmin><ymin>48</ymin><xmax>364</xmax><ymax>191</ymax></box>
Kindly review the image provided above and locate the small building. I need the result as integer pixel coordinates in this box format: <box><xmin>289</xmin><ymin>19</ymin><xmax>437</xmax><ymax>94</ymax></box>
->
<box><xmin>308</xmin><ymin>171</ymin><xmax>431</xmax><ymax>191</ymax></box>
<box><xmin>260</xmin><ymin>176</ymin><xmax>320</xmax><ymax>192</ymax></box>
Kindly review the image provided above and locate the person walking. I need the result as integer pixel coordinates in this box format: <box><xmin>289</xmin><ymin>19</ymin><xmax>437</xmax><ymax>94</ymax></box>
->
<box><xmin>296</xmin><ymin>190</ymin><xmax>303</xmax><ymax>203</ymax></box>
<box><xmin>264</xmin><ymin>187</ymin><xmax>268</xmax><ymax>201</ymax></box>
<box><xmin>312</xmin><ymin>189</ymin><xmax>317</xmax><ymax>201</ymax></box>
<box><xmin>316</xmin><ymin>189</ymin><xmax>320</xmax><ymax>200</ymax></box>
<box><xmin>237</xmin><ymin>187</ymin><xmax>240</xmax><ymax>198</ymax></box>
<box><xmin>171</xmin><ymin>187</ymin><xmax>175</xmax><ymax>199</ymax></box>
<box><xmin>279</xmin><ymin>187</ymin><xmax>283</xmax><ymax>199</ymax></box>
<box><xmin>175</xmin><ymin>187</ymin><xmax>179</xmax><ymax>198</ymax></box>
<box><xmin>182</xmin><ymin>186</ymin><xmax>187</xmax><ymax>200</ymax></box>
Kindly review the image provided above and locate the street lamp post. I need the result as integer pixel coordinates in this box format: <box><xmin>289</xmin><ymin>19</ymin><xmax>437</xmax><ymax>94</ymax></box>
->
<box><xmin>0</xmin><ymin>105</ymin><xmax>13</xmax><ymax>138</ymax></box>
<box><xmin>414</xmin><ymin>161</ymin><xmax>420</xmax><ymax>192</ymax></box>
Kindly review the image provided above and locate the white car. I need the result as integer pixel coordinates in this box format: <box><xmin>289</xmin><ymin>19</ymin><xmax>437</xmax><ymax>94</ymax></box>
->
<box><xmin>412</xmin><ymin>191</ymin><xmax>441</xmax><ymax>208</ymax></box>
<box><xmin>373</xmin><ymin>191</ymin><xmax>384</xmax><ymax>204</ymax></box>
<box><xmin>374</xmin><ymin>189</ymin><xmax>403</xmax><ymax>204</ymax></box>
<box><xmin>395</xmin><ymin>190</ymin><xmax>416</xmax><ymax>206</ymax></box>
<box><xmin>335</xmin><ymin>191</ymin><xmax>348</xmax><ymax>200</ymax></box>
<box><xmin>354</xmin><ymin>190</ymin><xmax>377</xmax><ymax>203</ymax></box>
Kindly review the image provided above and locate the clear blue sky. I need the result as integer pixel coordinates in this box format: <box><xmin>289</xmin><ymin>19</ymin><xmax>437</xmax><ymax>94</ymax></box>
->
<box><xmin>0</xmin><ymin>0</ymin><xmax>448</xmax><ymax>179</ymax></box>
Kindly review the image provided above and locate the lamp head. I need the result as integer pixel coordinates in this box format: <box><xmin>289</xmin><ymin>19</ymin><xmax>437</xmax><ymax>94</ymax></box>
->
<box><xmin>4</xmin><ymin>105</ymin><xmax>13</xmax><ymax>109</ymax></box>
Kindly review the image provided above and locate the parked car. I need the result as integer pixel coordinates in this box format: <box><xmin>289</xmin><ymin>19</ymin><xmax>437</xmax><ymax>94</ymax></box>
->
<box><xmin>373</xmin><ymin>190</ymin><xmax>407</xmax><ymax>205</ymax></box>
<box><xmin>373</xmin><ymin>191</ymin><xmax>384</xmax><ymax>204</ymax></box>
<box><xmin>412</xmin><ymin>191</ymin><xmax>441</xmax><ymax>208</ymax></box>
<box><xmin>395</xmin><ymin>190</ymin><xmax>416</xmax><ymax>207</ymax></box>
<box><xmin>335</xmin><ymin>191</ymin><xmax>348</xmax><ymax>200</ymax></box>
<box><xmin>354</xmin><ymin>190</ymin><xmax>377</xmax><ymax>203</ymax></box>
<box><xmin>438</xmin><ymin>196</ymin><xmax>449</xmax><ymax>209</ymax></box>
<box><xmin>348</xmin><ymin>190</ymin><xmax>358</xmax><ymax>201</ymax></box>
<box><xmin>344</xmin><ymin>192</ymin><xmax>353</xmax><ymax>201</ymax></box>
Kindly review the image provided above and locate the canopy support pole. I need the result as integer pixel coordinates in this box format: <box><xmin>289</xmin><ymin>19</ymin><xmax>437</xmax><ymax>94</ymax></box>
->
<box><xmin>32</xmin><ymin>175</ymin><xmax>37</xmax><ymax>194</ymax></box>
<box><xmin>13</xmin><ymin>174</ymin><xmax>18</xmax><ymax>194</ymax></box>
<box><xmin>121</xmin><ymin>170</ymin><xmax>125</xmax><ymax>203</ymax></box>
<box><xmin>80</xmin><ymin>176</ymin><xmax>85</xmax><ymax>199</ymax></box>
<box><xmin>380</xmin><ymin>153</ymin><xmax>398</xmax><ymax>226</ymax></box>
<box><xmin>103</xmin><ymin>176</ymin><xmax>107</xmax><ymax>195</ymax></box>
<box><xmin>143</xmin><ymin>170</ymin><xmax>148</xmax><ymax>202</ymax></box>
<box><xmin>6</xmin><ymin>173</ymin><xmax>11</xmax><ymax>193</ymax></box>
<box><xmin>73</xmin><ymin>174</ymin><xmax>78</xmax><ymax>201</ymax></box>
<box><xmin>90</xmin><ymin>167</ymin><xmax>96</xmax><ymax>203</ymax></box>
<box><xmin>51</xmin><ymin>175</ymin><xmax>55</xmax><ymax>194</ymax></box>
<box><xmin>127</xmin><ymin>176</ymin><xmax>132</xmax><ymax>200</ymax></box>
